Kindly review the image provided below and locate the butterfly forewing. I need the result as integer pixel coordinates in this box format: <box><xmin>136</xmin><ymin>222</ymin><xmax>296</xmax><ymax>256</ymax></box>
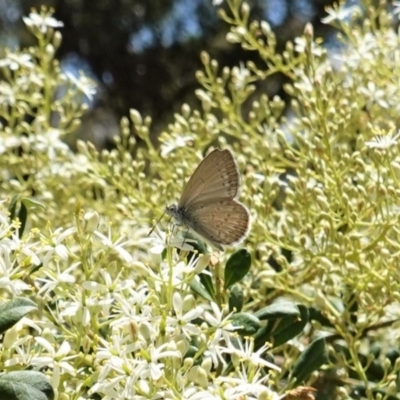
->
<box><xmin>178</xmin><ymin>149</ymin><xmax>240</xmax><ymax>207</ymax></box>
<box><xmin>187</xmin><ymin>198</ymin><xmax>250</xmax><ymax>248</ymax></box>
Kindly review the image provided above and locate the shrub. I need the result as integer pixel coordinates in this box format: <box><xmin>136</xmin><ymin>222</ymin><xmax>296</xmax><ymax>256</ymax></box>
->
<box><xmin>0</xmin><ymin>1</ymin><xmax>400</xmax><ymax>399</ymax></box>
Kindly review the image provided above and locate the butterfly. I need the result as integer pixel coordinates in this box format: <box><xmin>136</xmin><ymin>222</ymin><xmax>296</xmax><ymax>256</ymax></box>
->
<box><xmin>165</xmin><ymin>148</ymin><xmax>251</xmax><ymax>250</ymax></box>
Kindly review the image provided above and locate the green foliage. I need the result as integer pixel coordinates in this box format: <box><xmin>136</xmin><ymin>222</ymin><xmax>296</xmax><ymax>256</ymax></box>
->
<box><xmin>0</xmin><ymin>299</ymin><xmax>52</xmax><ymax>400</ymax></box>
<box><xmin>1</xmin><ymin>1</ymin><xmax>400</xmax><ymax>399</ymax></box>
<box><xmin>289</xmin><ymin>337</ymin><xmax>329</xmax><ymax>386</ymax></box>
<box><xmin>0</xmin><ymin>371</ymin><xmax>54</xmax><ymax>400</ymax></box>
<box><xmin>0</xmin><ymin>297</ymin><xmax>36</xmax><ymax>334</ymax></box>
<box><xmin>224</xmin><ymin>248</ymin><xmax>251</xmax><ymax>288</ymax></box>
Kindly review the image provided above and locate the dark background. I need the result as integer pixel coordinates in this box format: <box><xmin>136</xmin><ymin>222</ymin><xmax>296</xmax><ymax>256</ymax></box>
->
<box><xmin>1</xmin><ymin>0</ymin><xmax>339</xmax><ymax>147</ymax></box>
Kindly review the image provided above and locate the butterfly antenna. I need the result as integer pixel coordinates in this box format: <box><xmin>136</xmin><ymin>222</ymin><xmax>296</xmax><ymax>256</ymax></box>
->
<box><xmin>148</xmin><ymin>210</ymin><xmax>166</xmax><ymax>236</ymax></box>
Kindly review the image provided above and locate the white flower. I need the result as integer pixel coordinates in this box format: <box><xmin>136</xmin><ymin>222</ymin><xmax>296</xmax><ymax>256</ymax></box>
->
<box><xmin>91</xmin><ymin>333</ymin><xmax>143</xmax><ymax>398</ymax></box>
<box><xmin>0</xmin><ymin>53</ymin><xmax>34</xmax><ymax>70</ymax></box>
<box><xmin>322</xmin><ymin>5</ymin><xmax>361</xmax><ymax>24</ymax></box>
<box><xmin>37</xmin><ymin>262</ymin><xmax>78</xmax><ymax>298</ymax></box>
<box><xmin>160</xmin><ymin>135</ymin><xmax>193</xmax><ymax>157</ymax></box>
<box><xmin>93</xmin><ymin>228</ymin><xmax>133</xmax><ymax>263</ymax></box>
<box><xmin>0</xmin><ymin>230</ymin><xmax>37</xmax><ymax>295</ymax></box>
<box><xmin>166</xmin><ymin>292</ymin><xmax>203</xmax><ymax>338</ymax></box>
<box><xmin>23</xmin><ymin>12</ymin><xmax>63</xmax><ymax>33</ymax></box>
<box><xmin>142</xmin><ymin>343</ymin><xmax>181</xmax><ymax>380</ymax></box>
<box><xmin>0</xmin><ymin>134</ymin><xmax>21</xmax><ymax>155</ymax></box>
<box><xmin>3</xmin><ymin>333</ymin><xmax>34</xmax><ymax>367</ymax></box>
<box><xmin>294</xmin><ymin>37</ymin><xmax>323</xmax><ymax>57</ymax></box>
<box><xmin>28</xmin><ymin>126</ymin><xmax>69</xmax><ymax>161</ymax></box>
<box><xmin>218</xmin><ymin>366</ymin><xmax>279</xmax><ymax>399</ymax></box>
<box><xmin>82</xmin><ymin>269</ymin><xmax>135</xmax><ymax>317</ymax></box>
<box><xmin>146</xmin><ymin>225</ymin><xmax>169</xmax><ymax>255</ymax></box>
<box><xmin>0</xmin><ymin>82</ymin><xmax>15</xmax><ymax>106</ymax></box>
<box><xmin>31</xmin><ymin>338</ymin><xmax>75</xmax><ymax>387</ymax></box>
<box><xmin>203</xmin><ymin>302</ymin><xmax>236</xmax><ymax>368</ymax></box>
<box><xmin>27</xmin><ymin>126</ymin><xmax>70</xmax><ymax>160</ymax></box>
<box><xmin>65</xmin><ymin>72</ymin><xmax>97</xmax><ymax>101</ymax></box>
<box><xmin>38</xmin><ymin>227</ymin><xmax>76</xmax><ymax>268</ymax></box>
<box><xmin>359</xmin><ymin>81</ymin><xmax>389</xmax><ymax>109</ymax></box>
<box><xmin>220</xmin><ymin>338</ymin><xmax>280</xmax><ymax>371</ymax></box>
<box><xmin>183</xmin><ymin>388</ymin><xmax>220</xmax><ymax>400</ymax></box>
<box><xmin>365</xmin><ymin>131</ymin><xmax>400</xmax><ymax>150</ymax></box>
<box><xmin>3</xmin><ymin>318</ymin><xmax>41</xmax><ymax>368</ymax></box>
<box><xmin>231</xmin><ymin>63</ymin><xmax>250</xmax><ymax>90</ymax></box>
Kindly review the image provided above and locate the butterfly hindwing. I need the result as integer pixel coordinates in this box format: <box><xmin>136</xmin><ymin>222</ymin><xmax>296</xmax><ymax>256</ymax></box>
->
<box><xmin>184</xmin><ymin>198</ymin><xmax>250</xmax><ymax>248</ymax></box>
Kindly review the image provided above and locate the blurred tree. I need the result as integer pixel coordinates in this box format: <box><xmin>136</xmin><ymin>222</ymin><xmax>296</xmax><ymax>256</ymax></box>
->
<box><xmin>10</xmin><ymin>0</ymin><xmax>337</xmax><ymax>146</ymax></box>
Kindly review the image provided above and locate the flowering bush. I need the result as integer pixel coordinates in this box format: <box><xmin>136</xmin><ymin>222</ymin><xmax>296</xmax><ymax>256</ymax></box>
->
<box><xmin>1</xmin><ymin>1</ymin><xmax>400</xmax><ymax>399</ymax></box>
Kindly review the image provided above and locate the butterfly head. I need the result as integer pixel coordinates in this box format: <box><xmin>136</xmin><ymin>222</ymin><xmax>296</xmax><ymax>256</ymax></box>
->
<box><xmin>165</xmin><ymin>203</ymin><xmax>177</xmax><ymax>216</ymax></box>
<box><xmin>166</xmin><ymin>203</ymin><xmax>184</xmax><ymax>224</ymax></box>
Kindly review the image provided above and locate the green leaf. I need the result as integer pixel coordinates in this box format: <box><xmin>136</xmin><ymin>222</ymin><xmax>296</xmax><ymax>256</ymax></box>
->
<box><xmin>7</xmin><ymin>196</ymin><xmax>45</xmax><ymax>238</ymax></box>
<box><xmin>271</xmin><ymin>305</ymin><xmax>309</xmax><ymax>347</ymax></box>
<box><xmin>224</xmin><ymin>249</ymin><xmax>251</xmax><ymax>289</ymax></box>
<box><xmin>30</xmin><ymin>262</ymin><xmax>44</xmax><ymax>275</ymax></box>
<box><xmin>8</xmin><ymin>194</ymin><xmax>20</xmax><ymax>221</ymax></box>
<box><xmin>184</xmin><ymin>233</ymin><xmax>208</xmax><ymax>254</ymax></box>
<box><xmin>18</xmin><ymin>202</ymin><xmax>28</xmax><ymax>239</ymax></box>
<box><xmin>254</xmin><ymin>304</ymin><xmax>308</xmax><ymax>349</ymax></box>
<box><xmin>308</xmin><ymin>307</ymin><xmax>333</xmax><ymax>328</ymax></box>
<box><xmin>228</xmin><ymin>285</ymin><xmax>243</xmax><ymax>312</ymax></box>
<box><xmin>0</xmin><ymin>298</ymin><xmax>37</xmax><ymax>335</ymax></box>
<box><xmin>230</xmin><ymin>312</ymin><xmax>260</xmax><ymax>336</ymax></box>
<box><xmin>254</xmin><ymin>301</ymin><xmax>300</xmax><ymax>320</ymax></box>
<box><xmin>290</xmin><ymin>336</ymin><xmax>328</xmax><ymax>384</ymax></box>
<box><xmin>20</xmin><ymin>198</ymin><xmax>45</xmax><ymax>210</ymax></box>
<box><xmin>190</xmin><ymin>279</ymin><xmax>215</xmax><ymax>302</ymax></box>
<box><xmin>185</xmin><ymin>345</ymin><xmax>199</xmax><ymax>359</ymax></box>
<box><xmin>254</xmin><ymin>323</ymin><xmax>273</xmax><ymax>350</ymax></box>
<box><xmin>198</xmin><ymin>271</ymin><xmax>215</xmax><ymax>299</ymax></box>
<box><xmin>0</xmin><ymin>370</ymin><xmax>54</xmax><ymax>400</ymax></box>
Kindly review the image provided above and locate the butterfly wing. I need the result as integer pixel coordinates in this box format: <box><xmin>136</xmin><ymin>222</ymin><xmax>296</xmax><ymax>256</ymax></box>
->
<box><xmin>178</xmin><ymin>149</ymin><xmax>241</xmax><ymax>207</ymax></box>
<box><xmin>184</xmin><ymin>198</ymin><xmax>251</xmax><ymax>249</ymax></box>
